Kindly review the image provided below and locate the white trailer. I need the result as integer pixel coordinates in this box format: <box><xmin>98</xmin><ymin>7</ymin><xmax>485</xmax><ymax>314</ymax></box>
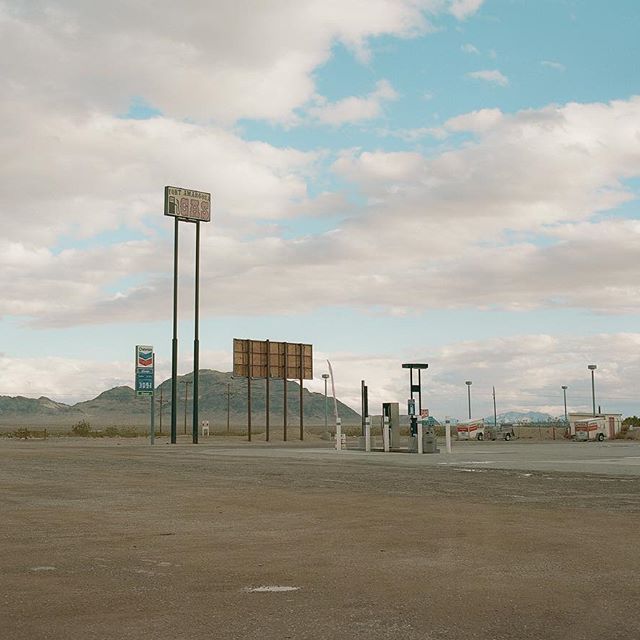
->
<box><xmin>568</xmin><ymin>413</ymin><xmax>622</xmax><ymax>438</ymax></box>
<box><xmin>457</xmin><ymin>419</ymin><xmax>486</xmax><ymax>441</ymax></box>
<box><xmin>575</xmin><ymin>417</ymin><xmax>609</xmax><ymax>442</ymax></box>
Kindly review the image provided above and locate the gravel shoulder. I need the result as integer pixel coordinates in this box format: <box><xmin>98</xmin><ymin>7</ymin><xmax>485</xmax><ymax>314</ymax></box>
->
<box><xmin>2</xmin><ymin>439</ymin><xmax>639</xmax><ymax>639</ymax></box>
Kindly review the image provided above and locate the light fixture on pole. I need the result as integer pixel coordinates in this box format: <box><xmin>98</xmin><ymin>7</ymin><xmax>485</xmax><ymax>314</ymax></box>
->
<box><xmin>322</xmin><ymin>373</ymin><xmax>330</xmax><ymax>432</ymax></box>
<box><xmin>587</xmin><ymin>365</ymin><xmax>597</xmax><ymax>417</ymax></box>
<box><xmin>561</xmin><ymin>385</ymin><xmax>568</xmax><ymax>423</ymax></box>
<box><xmin>465</xmin><ymin>381</ymin><xmax>472</xmax><ymax>420</ymax></box>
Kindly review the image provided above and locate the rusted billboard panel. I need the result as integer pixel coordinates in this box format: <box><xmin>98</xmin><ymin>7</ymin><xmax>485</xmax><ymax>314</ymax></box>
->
<box><xmin>233</xmin><ymin>339</ymin><xmax>313</xmax><ymax>379</ymax></box>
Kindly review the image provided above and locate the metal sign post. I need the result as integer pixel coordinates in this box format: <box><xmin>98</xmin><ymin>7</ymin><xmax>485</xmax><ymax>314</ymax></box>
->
<box><xmin>265</xmin><ymin>341</ymin><xmax>270</xmax><ymax>442</ymax></box>
<box><xmin>135</xmin><ymin>345</ymin><xmax>155</xmax><ymax>444</ymax></box>
<box><xmin>164</xmin><ymin>186</ymin><xmax>211</xmax><ymax>445</ymax></box>
<box><xmin>192</xmin><ymin>221</ymin><xmax>200</xmax><ymax>445</ymax></box>
<box><xmin>171</xmin><ymin>218</ymin><xmax>179</xmax><ymax>444</ymax></box>
<box><xmin>283</xmin><ymin>344</ymin><xmax>288</xmax><ymax>442</ymax></box>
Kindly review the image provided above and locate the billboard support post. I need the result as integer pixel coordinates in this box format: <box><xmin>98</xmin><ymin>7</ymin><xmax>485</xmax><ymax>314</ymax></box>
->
<box><xmin>192</xmin><ymin>221</ymin><xmax>200</xmax><ymax>445</ymax></box>
<box><xmin>248</xmin><ymin>344</ymin><xmax>252</xmax><ymax>442</ymax></box>
<box><xmin>266</xmin><ymin>340</ymin><xmax>270</xmax><ymax>442</ymax></box>
<box><xmin>283</xmin><ymin>343</ymin><xmax>288</xmax><ymax>442</ymax></box>
<box><xmin>171</xmin><ymin>218</ymin><xmax>179</xmax><ymax>444</ymax></box>
<box><xmin>299</xmin><ymin>346</ymin><xmax>304</xmax><ymax>440</ymax></box>
<box><xmin>164</xmin><ymin>185</ymin><xmax>212</xmax><ymax>446</ymax></box>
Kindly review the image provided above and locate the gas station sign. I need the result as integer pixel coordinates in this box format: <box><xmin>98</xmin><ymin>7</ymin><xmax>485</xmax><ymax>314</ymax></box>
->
<box><xmin>135</xmin><ymin>345</ymin><xmax>155</xmax><ymax>396</ymax></box>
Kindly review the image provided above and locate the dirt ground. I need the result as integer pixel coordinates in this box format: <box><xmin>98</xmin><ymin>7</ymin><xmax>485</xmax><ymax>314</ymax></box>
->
<box><xmin>2</xmin><ymin>438</ymin><xmax>640</xmax><ymax>639</ymax></box>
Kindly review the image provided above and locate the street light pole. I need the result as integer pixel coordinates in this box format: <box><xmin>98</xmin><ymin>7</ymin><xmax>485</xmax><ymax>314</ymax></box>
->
<box><xmin>561</xmin><ymin>385</ymin><xmax>568</xmax><ymax>423</ymax></box>
<box><xmin>465</xmin><ymin>381</ymin><xmax>472</xmax><ymax>420</ymax></box>
<box><xmin>322</xmin><ymin>373</ymin><xmax>330</xmax><ymax>432</ymax></box>
<box><xmin>492</xmin><ymin>386</ymin><xmax>497</xmax><ymax>428</ymax></box>
<box><xmin>588</xmin><ymin>365</ymin><xmax>597</xmax><ymax>417</ymax></box>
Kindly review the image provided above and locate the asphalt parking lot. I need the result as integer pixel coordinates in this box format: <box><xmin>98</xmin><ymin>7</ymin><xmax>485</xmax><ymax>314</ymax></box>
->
<box><xmin>212</xmin><ymin>438</ymin><xmax>640</xmax><ymax>476</ymax></box>
<box><xmin>2</xmin><ymin>438</ymin><xmax>640</xmax><ymax>639</ymax></box>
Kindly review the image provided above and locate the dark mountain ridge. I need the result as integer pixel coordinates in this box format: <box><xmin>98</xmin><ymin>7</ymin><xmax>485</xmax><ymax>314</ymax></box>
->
<box><xmin>0</xmin><ymin>370</ymin><xmax>360</xmax><ymax>426</ymax></box>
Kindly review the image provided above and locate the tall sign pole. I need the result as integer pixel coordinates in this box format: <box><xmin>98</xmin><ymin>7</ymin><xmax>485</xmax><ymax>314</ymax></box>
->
<box><xmin>164</xmin><ymin>186</ymin><xmax>212</xmax><ymax>445</ymax></box>
<box><xmin>171</xmin><ymin>218</ymin><xmax>179</xmax><ymax>444</ymax></box>
<box><xmin>192</xmin><ymin>220</ymin><xmax>201</xmax><ymax>444</ymax></box>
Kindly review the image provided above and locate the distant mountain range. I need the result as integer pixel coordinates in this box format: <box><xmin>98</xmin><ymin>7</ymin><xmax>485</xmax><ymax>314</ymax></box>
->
<box><xmin>482</xmin><ymin>411</ymin><xmax>555</xmax><ymax>424</ymax></box>
<box><xmin>0</xmin><ymin>370</ymin><xmax>360</xmax><ymax>427</ymax></box>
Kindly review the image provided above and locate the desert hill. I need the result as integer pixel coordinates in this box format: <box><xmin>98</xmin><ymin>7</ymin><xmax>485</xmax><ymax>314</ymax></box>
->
<box><xmin>0</xmin><ymin>370</ymin><xmax>360</xmax><ymax>427</ymax></box>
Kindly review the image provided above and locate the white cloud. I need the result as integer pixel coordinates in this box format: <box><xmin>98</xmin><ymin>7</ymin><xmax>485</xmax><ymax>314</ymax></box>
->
<box><xmin>444</xmin><ymin>108</ymin><xmax>503</xmax><ymax>132</ymax></box>
<box><xmin>541</xmin><ymin>60</ymin><xmax>566</xmax><ymax>72</ymax></box>
<box><xmin>4</xmin><ymin>97</ymin><xmax>640</xmax><ymax>327</ymax></box>
<box><xmin>308</xmin><ymin>79</ymin><xmax>399</xmax><ymax>126</ymax></box>
<box><xmin>0</xmin><ymin>107</ymin><xmax>321</xmax><ymax>245</ymax></box>
<box><xmin>309</xmin><ymin>332</ymin><xmax>640</xmax><ymax>418</ymax></box>
<box><xmin>461</xmin><ymin>43</ymin><xmax>480</xmax><ymax>54</ymax></box>
<box><xmin>3</xmin><ymin>332</ymin><xmax>636</xmax><ymax>419</ymax></box>
<box><xmin>449</xmin><ymin>0</ymin><xmax>485</xmax><ymax>20</ymax></box>
<box><xmin>377</xmin><ymin>125</ymin><xmax>447</xmax><ymax>141</ymax></box>
<box><xmin>467</xmin><ymin>69</ymin><xmax>509</xmax><ymax>86</ymax></box>
<box><xmin>0</xmin><ymin>0</ymin><xmax>479</xmax><ymax>125</ymax></box>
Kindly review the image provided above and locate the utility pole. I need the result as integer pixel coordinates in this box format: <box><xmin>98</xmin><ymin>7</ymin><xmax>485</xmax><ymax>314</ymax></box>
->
<box><xmin>492</xmin><ymin>386</ymin><xmax>497</xmax><ymax>428</ymax></box>
<box><xmin>180</xmin><ymin>380</ymin><xmax>192</xmax><ymax>435</ymax></box>
<box><xmin>588</xmin><ymin>365</ymin><xmax>597</xmax><ymax>417</ymax></box>
<box><xmin>226</xmin><ymin>382</ymin><xmax>231</xmax><ymax>433</ymax></box>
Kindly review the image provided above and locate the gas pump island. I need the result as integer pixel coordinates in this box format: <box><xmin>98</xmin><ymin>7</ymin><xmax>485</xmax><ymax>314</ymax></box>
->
<box><xmin>401</xmin><ymin>363</ymin><xmax>439</xmax><ymax>454</ymax></box>
<box><xmin>356</xmin><ymin>364</ymin><xmax>440</xmax><ymax>454</ymax></box>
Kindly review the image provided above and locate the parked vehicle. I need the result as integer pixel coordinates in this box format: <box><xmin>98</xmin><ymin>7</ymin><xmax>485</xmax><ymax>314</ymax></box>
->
<box><xmin>486</xmin><ymin>423</ymin><xmax>517</xmax><ymax>441</ymax></box>
<box><xmin>457</xmin><ymin>419</ymin><xmax>485</xmax><ymax>441</ymax></box>
<box><xmin>575</xmin><ymin>418</ymin><xmax>608</xmax><ymax>442</ymax></box>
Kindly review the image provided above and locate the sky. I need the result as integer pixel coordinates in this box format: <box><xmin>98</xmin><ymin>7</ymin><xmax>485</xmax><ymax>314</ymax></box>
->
<box><xmin>2</xmin><ymin>0</ymin><xmax>640</xmax><ymax>421</ymax></box>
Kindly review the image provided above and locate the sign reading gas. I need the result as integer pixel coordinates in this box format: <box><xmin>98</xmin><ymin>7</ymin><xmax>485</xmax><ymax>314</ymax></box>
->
<box><xmin>135</xmin><ymin>345</ymin><xmax>155</xmax><ymax>396</ymax></box>
<box><xmin>164</xmin><ymin>186</ymin><xmax>211</xmax><ymax>223</ymax></box>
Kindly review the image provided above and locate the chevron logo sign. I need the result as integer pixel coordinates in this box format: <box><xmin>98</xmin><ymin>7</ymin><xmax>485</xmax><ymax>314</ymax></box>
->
<box><xmin>138</xmin><ymin>351</ymin><xmax>153</xmax><ymax>367</ymax></box>
<box><xmin>135</xmin><ymin>345</ymin><xmax>155</xmax><ymax>397</ymax></box>
<box><xmin>136</xmin><ymin>346</ymin><xmax>154</xmax><ymax>368</ymax></box>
